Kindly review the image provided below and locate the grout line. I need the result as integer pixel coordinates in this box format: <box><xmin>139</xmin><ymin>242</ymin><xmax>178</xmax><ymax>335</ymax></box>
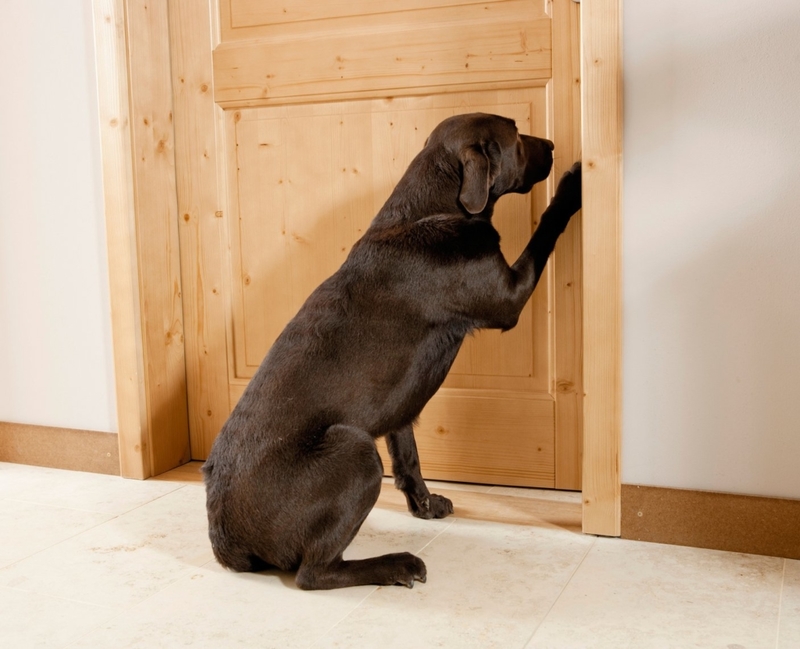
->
<box><xmin>0</xmin><ymin>583</ymin><xmax>119</xmax><ymax>612</ymax></box>
<box><xmin>416</xmin><ymin>517</ymin><xmax>458</xmax><ymax>556</ymax></box>
<box><xmin>3</xmin><ymin>497</ymin><xmax>120</xmax><ymax>518</ymax></box>
<box><xmin>0</xmin><ymin>515</ymin><xmax>122</xmax><ymax>573</ymax></box>
<box><xmin>520</xmin><ymin>534</ymin><xmax>598</xmax><ymax>648</ymax></box>
<box><xmin>775</xmin><ymin>558</ymin><xmax>787</xmax><ymax>649</ymax></box>
<box><xmin>308</xmin><ymin>586</ymin><xmax>380</xmax><ymax>649</ymax></box>
<box><xmin>4</xmin><ymin>480</ymin><xmax>184</xmax><ymax>517</ymax></box>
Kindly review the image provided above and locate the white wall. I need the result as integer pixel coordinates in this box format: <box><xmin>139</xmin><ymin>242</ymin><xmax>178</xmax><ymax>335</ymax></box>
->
<box><xmin>623</xmin><ymin>0</ymin><xmax>800</xmax><ymax>498</ymax></box>
<box><xmin>0</xmin><ymin>1</ymin><xmax>117</xmax><ymax>432</ymax></box>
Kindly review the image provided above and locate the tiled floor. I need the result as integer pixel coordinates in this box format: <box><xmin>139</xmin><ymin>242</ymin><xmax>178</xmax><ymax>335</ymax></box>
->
<box><xmin>0</xmin><ymin>461</ymin><xmax>797</xmax><ymax>648</ymax></box>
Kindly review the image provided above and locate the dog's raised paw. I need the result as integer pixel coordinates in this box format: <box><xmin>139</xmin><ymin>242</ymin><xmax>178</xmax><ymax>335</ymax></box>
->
<box><xmin>552</xmin><ymin>161</ymin><xmax>582</xmax><ymax>214</ymax></box>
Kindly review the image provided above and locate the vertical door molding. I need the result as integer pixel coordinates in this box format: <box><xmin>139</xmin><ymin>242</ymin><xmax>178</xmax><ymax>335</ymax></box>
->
<box><xmin>167</xmin><ymin>0</ymin><xmax>232</xmax><ymax>459</ymax></box>
<box><xmin>93</xmin><ymin>0</ymin><xmax>191</xmax><ymax>478</ymax></box>
<box><xmin>579</xmin><ymin>0</ymin><xmax>623</xmax><ymax>536</ymax></box>
<box><xmin>93</xmin><ymin>0</ymin><xmax>148</xmax><ymax>478</ymax></box>
<box><xmin>551</xmin><ymin>0</ymin><xmax>584</xmax><ymax>490</ymax></box>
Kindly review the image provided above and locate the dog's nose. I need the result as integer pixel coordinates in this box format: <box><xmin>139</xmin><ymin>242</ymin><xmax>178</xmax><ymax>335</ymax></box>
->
<box><xmin>544</xmin><ymin>139</ymin><xmax>555</xmax><ymax>151</ymax></box>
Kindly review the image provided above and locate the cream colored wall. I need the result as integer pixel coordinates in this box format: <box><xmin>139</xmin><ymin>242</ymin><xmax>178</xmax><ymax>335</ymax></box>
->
<box><xmin>623</xmin><ymin>0</ymin><xmax>800</xmax><ymax>498</ymax></box>
<box><xmin>0</xmin><ymin>1</ymin><xmax>116</xmax><ymax>432</ymax></box>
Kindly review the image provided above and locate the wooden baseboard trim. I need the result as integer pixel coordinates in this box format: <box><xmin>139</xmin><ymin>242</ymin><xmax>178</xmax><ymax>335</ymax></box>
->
<box><xmin>622</xmin><ymin>484</ymin><xmax>800</xmax><ymax>560</ymax></box>
<box><xmin>0</xmin><ymin>422</ymin><xmax>120</xmax><ymax>476</ymax></box>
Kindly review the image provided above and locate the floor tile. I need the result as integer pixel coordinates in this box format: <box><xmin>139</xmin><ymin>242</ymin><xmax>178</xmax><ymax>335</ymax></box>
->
<box><xmin>69</xmin><ymin>564</ymin><xmax>373</xmax><ymax>649</ymax></box>
<box><xmin>70</xmin><ymin>504</ymin><xmax>454</xmax><ymax>649</ymax></box>
<box><xmin>779</xmin><ymin>559</ymin><xmax>800</xmax><ymax>648</ymax></box>
<box><xmin>1</xmin><ymin>462</ymin><xmax>790</xmax><ymax>649</ymax></box>
<box><xmin>316</xmin><ymin>517</ymin><xmax>593</xmax><ymax>649</ymax></box>
<box><xmin>344</xmin><ymin>504</ymin><xmax>455</xmax><ymax>561</ymax></box>
<box><xmin>527</xmin><ymin>538</ymin><xmax>784</xmax><ymax>649</ymax></box>
<box><xmin>0</xmin><ymin>485</ymin><xmax>212</xmax><ymax>608</ymax></box>
<box><xmin>0</xmin><ymin>585</ymin><xmax>118</xmax><ymax>648</ymax></box>
<box><xmin>0</xmin><ymin>499</ymin><xmax>112</xmax><ymax>568</ymax></box>
<box><xmin>0</xmin><ymin>463</ymin><xmax>182</xmax><ymax>515</ymax></box>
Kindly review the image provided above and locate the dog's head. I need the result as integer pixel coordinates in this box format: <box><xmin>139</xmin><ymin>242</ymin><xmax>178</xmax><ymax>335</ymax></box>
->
<box><xmin>425</xmin><ymin>113</ymin><xmax>554</xmax><ymax>215</ymax></box>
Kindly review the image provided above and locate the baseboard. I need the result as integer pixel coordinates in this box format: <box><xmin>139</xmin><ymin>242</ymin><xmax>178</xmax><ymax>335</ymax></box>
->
<box><xmin>0</xmin><ymin>422</ymin><xmax>120</xmax><ymax>476</ymax></box>
<box><xmin>622</xmin><ymin>484</ymin><xmax>800</xmax><ymax>560</ymax></box>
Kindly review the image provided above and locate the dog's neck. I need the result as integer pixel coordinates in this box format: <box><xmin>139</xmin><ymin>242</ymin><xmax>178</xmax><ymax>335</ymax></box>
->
<box><xmin>372</xmin><ymin>147</ymin><xmax>497</xmax><ymax>226</ymax></box>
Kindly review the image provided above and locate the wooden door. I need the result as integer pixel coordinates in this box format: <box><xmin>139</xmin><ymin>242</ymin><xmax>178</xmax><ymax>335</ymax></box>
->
<box><xmin>169</xmin><ymin>0</ymin><xmax>582</xmax><ymax>489</ymax></box>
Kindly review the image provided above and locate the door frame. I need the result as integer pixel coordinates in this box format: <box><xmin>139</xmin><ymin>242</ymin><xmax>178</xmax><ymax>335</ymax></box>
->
<box><xmin>93</xmin><ymin>0</ymin><xmax>622</xmax><ymax>536</ymax></box>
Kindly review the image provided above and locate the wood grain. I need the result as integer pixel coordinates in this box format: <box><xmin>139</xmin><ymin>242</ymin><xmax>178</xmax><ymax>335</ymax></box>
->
<box><xmin>580</xmin><ymin>0</ymin><xmax>623</xmax><ymax>536</ymax></box>
<box><xmin>551</xmin><ymin>0</ymin><xmax>583</xmax><ymax>490</ymax></box>
<box><xmin>213</xmin><ymin>1</ymin><xmax>550</xmax><ymax>107</ymax></box>
<box><xmin>92</xmin><ymin>0</ymin><xmax>149</xmax><ymax>478</ymax></box>
<box><xmin>167</xmin><ymin>0</ymin><xmax>588</xmax><ymax>492</ymax></box>
<box><xmin>221</xmin><ymin>0</ymin><xmax>511</xmax><ymax>35</ymax></box>
<box><xmin>125</xmin><ymin>0</ymin><xmax>191</xmax><ymax>475</ymax></box>
<box><xmin>168</xmin><ymin>0</ymin><xmax>231</xmax><ymax>459</ymax></box>
<box><xmin>222</xmin><ymin>90</ymin><xmax>558</xmax><ymax>485</ymax></box>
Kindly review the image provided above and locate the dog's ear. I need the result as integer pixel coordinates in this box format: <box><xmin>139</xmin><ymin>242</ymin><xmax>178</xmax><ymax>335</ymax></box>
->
<box><xmin>459</xmin><ymin>145</ymin><xmax>491</xmax><ymax>215</ymax></box>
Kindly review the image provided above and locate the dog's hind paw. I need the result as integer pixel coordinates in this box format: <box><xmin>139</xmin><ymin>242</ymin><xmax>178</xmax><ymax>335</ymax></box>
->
<box><xmin>391</xmin><ymin>552</ymin><xmax>427</xmax><ymax>588</ymax></box>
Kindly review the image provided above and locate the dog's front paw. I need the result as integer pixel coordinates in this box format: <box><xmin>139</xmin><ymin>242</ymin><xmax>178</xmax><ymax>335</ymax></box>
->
<box><xmin>411</xmin><ymin>493</ymin><xmax>454</xmax><ymax>520</ymax></box>
<box><xmin>553</xmin><ymin>161</ymin><xmax>582</xmax><ymax>215</ymax></box>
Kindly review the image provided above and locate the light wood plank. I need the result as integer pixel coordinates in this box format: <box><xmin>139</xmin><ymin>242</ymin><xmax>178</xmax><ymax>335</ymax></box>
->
<box><xmin>580</xmin><ymin>0</ymin><xmax>623</xmax><ymax>536</ymax></box>
<box><xmin>552</xmin><ymin>0</ymin><xmax>583</xmax><ymax>490</ymax></box>
<box><xmin>212</xmin><ymin>1</ymin><xmax>551</xmax><ymax>106</ymax></box>
<box><xmin>92</xmin><ymin>0</ymin><xmax>149</xmax><ymax>478</ymax></box>
<box><xmin>151</xmin><ymin>460</ymin><xmax>205</xmax><ymax>483</ymax></box>
<box><xmin>407</xmin><ymin>389</ymin><xmax>555</xmax><ymax>487</ymax></box>
<box><xmin>125</xmin><ymin>0</ymin><xmax>191</xmax><ymax>475</ymax></box>
<box><xmin>222</xmin><ymin>0</ymin><xmax>511</xmax><ymax>33</ymax></box>
<box><xmin>168</xmin><ymin>0</ymin><xmax>231</xmax><ymax>459</ymax></box>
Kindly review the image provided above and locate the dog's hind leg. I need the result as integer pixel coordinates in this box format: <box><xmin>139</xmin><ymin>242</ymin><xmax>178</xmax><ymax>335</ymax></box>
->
<box><xmin>296</xmin><ymin>552</ymin><xmax>427</xmax><ymax>590</ymax></box>
<box><xmin>293</xmin><ymin>424</ymin><xmax>427</xmax><ymax>590</ymax></box>
<box><xmin>385</xmin><ymin>425</ymin><xmax>454</xmax><ymax>519</ymax></box>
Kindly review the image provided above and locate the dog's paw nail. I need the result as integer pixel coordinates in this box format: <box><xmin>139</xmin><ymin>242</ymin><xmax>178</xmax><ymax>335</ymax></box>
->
<box><xmin>418</xmin><ymin>574</ymin><xmax>427</xmax><ymax>584</ymax></box>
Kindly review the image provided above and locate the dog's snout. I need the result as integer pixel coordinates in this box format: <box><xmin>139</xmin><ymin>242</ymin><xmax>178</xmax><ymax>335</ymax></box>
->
<box><xmin>521</xmin><ymin>134</ymin><xmax>555</xmax><ymax>153</ymax></box>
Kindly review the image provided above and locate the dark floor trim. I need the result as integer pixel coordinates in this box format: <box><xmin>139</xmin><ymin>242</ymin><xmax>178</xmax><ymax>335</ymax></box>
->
<box><xmin>622</xmin><ymin>484</ymin><xmax>800</xmax><ymax>560</ymax></box>
<box><xmin>0</xmin><ymin>422</ymin><xmax>120</xmax><ymax>476</ymax></box>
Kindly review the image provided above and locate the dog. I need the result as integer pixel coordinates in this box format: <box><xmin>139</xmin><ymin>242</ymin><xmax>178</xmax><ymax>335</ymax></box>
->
<box><xmin>203</xmin><ymin>112</ymin><xmax>582</xmax><ymax>590</ymax></box>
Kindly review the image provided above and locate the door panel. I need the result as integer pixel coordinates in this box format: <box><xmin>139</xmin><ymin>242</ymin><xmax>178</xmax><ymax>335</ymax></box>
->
<box><xmin>170</xmin><ymin>0</ymin><xmax>582</xmax><ymax>488</ymax></box>
<box><xmin>214</xmin><ymin>0</ymin><xmax>550</xmax><ymax>106</ymax></box>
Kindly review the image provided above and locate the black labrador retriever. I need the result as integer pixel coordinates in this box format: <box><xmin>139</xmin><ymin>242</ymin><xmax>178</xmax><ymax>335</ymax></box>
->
<box><xmin>203</xmin><ymin>113</ymin><xmax>582</xmax><ymax>590</ymax></box>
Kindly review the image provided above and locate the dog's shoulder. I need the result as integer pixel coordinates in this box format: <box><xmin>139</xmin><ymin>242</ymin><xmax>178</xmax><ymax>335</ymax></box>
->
<box><xmin>362</xmin><ymin>214</ymin><xmax>501</xmax><ymax>261</ymax></box>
